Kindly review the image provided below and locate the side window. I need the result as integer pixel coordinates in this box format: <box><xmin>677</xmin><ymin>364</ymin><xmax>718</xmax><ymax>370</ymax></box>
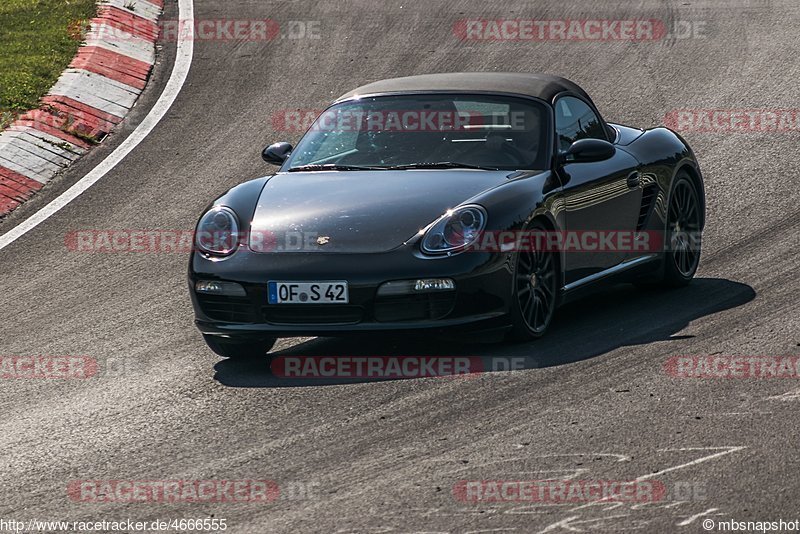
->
<box><xmin>554</xmin><ymin>96</ymin><xmax>606</xmax><ymax>151</ymax></box>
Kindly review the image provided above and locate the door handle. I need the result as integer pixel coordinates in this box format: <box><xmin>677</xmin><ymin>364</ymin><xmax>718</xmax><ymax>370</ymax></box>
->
<box><xmin>627</xmin><ymin>171</ymin><xmax>641</xmax><ymax>188</ymax></box>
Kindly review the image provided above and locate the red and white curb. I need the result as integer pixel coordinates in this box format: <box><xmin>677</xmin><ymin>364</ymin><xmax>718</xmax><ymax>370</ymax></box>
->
<box><xmin>0</xmin><ymin>0</ymin><xmax>163</xmax><ymax>217</ymax></box>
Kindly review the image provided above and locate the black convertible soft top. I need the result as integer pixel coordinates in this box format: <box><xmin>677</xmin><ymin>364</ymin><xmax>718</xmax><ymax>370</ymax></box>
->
<box><xmin>335</xmin><ymin>73</ymin><xmax>592</xmax><ymax>104</ymax></box>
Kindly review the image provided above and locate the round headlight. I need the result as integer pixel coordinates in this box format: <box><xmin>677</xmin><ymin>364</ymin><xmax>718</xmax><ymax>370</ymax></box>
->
<box><xmin>421</xmin><ymin>205</ymin><xmax>487</xmax><ymax>254</ymax></box>
<box><xmin>195</xmin><ymin>206</ymin><xmax>240</xmax><ymax>256</ymax></box>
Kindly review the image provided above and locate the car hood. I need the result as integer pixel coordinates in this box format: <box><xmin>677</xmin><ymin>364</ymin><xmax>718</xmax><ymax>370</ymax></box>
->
<box><xmin>249</xmin><ymin>169</ymin><xmax>512</xmax><ymax>253</ymax></box>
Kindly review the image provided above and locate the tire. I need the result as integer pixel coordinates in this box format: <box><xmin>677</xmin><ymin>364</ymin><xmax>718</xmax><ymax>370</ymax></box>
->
<box><xmin>662</xmin><ymin>174</ymin><xmax>702</xmax><ymax>287</ymax></box>
<box><xmin>508</xmin><ymin>222</ymin><xmax>559</xmax><ymax>341</ymax></box>
<box><xmin>202</xmin><ymin>334</ymin><xmax>276</xmax><ymax>359</ymax></box>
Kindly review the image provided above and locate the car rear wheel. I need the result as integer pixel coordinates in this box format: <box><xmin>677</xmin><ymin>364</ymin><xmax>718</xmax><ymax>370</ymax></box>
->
<box><xmin>202</xmin><ymin>334</ymin><xmax>276</xmax><ymax>359</ymax></box>
<box><xmin>662</xmin><ymin>174</ymin><xmax>702</xmax><ymax>287</ymax></box>
<box><xmin>508</xmin><ymin>223</ymin><xmax>559</xmax><ymax>341</ymax></box>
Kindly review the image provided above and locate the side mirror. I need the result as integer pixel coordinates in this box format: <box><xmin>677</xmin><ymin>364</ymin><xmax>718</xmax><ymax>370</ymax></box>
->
<box><xmin>560</xmin><ymin>138</ymin><xmax>615</xmax><ymax>164</ymax></box>
<box><xmin>262</xmin><ymin>142</ymin><xmax>293</xmax><ymax>165</ymax></box>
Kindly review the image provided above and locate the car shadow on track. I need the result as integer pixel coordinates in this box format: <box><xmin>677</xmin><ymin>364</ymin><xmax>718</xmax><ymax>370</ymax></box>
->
<box><xmin>213</xmin><ymin>277</ymin><xmax>755</xmax><ymax>388</ymax></box>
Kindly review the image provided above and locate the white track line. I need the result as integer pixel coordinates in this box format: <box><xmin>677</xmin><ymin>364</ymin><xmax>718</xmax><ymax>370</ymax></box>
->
<box><xmin>0</xmin><ymin>0</ymin><xmax>194</xmax><ymax>252</ymax></box>
<box><xmin>633</xmin><ymin>446</ymin><xmax>746</xmax><ymax>482</ymax></box>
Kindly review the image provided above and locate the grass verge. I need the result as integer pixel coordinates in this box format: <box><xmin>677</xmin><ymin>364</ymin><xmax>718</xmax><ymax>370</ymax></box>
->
<box><xmin>0</xmin><ymin>0</ymin><xmax>97</xmax><ymax>128</ymax></box>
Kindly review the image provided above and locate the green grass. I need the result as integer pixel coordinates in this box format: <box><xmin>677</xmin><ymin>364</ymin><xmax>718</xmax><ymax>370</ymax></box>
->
<box><xmin>0</xmin><ymin>0</ymin><xmax>97</xmax><ymax>127</ymax></box>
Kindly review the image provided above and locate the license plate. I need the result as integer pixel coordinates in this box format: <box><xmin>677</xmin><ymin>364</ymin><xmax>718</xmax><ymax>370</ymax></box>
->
<box><xmin>268</xmin><ymin>281</ymin><xmax>349</xmax><ymax>304</ymax></box>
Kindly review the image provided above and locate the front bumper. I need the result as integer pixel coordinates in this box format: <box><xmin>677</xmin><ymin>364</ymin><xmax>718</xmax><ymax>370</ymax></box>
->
<box><xmin>189</xmin><ymin>245</ymin><xmax>513</xmax><ymax>338</ymax></box>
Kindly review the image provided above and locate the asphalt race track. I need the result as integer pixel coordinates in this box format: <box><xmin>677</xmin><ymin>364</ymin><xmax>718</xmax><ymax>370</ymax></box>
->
<box><xmin>1</xmin><ymin>0</ymin><xmax>799</xmax><ymax>532</ymax></box>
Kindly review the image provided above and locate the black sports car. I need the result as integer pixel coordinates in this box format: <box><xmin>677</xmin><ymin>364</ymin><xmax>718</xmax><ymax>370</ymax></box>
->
<box><xmin>189</xmin><ymin>73</ymin><xmax>704</xmax><ymax>359</ymax></box>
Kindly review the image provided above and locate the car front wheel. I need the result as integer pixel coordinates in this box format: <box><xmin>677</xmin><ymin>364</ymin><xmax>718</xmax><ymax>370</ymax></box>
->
<box><xmin>662</xmin><ymin>174</ymin><xmax>702</xmax><ymax>287</ymax></box>
<box><xmin>508</xmin><ymin>222</ymin><xmax>559</xmax><ymax>341</ymax></box>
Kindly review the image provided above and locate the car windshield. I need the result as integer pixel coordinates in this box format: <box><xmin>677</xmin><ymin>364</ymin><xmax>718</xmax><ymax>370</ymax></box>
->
<box><xmin>285</xmin><ymin>94</ymin><xmax>551</xmax><ymax>171</ymax></box>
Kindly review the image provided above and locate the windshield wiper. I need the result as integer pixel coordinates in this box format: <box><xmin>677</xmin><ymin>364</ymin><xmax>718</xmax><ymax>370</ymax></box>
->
<box><xmin>287</xmin><ymin>163</ymin><xmax>385</xmax><ymax>172</ymax></box>
<box><xmin>384</xmin><ymin>162</ymin><xmax>501</xmax><ymax>171</ymax></box>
